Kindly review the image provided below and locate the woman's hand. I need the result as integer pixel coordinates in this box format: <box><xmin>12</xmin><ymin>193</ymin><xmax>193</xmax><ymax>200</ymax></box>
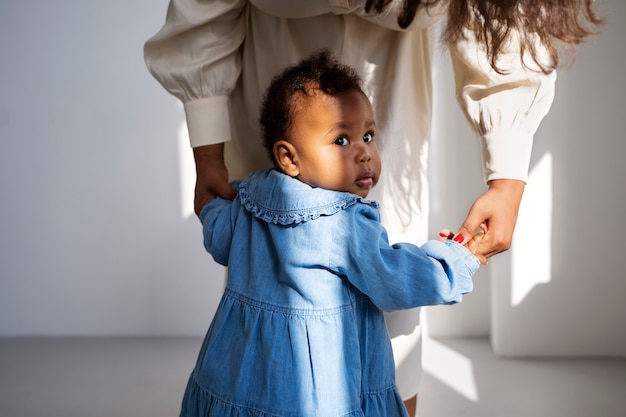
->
<box><xmin>193</xmin><ymin>144</ymin><xmax>237</xmax><ymax>216</ymax></box>
<box><xmin>439</xmin><ymin>179</ymin><xmax>525</xmax><ymax>264</ymax></box>
<box><xmin>455</xmin><ymin>179</ymin><xmax>525</xmax><ymax>261</ymax></box>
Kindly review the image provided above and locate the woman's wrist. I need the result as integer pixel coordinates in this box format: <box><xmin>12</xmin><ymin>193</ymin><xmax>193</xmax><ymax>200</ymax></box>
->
<box><xmin>487</xmin><ymin>178</ymin><xmax>525</xmax><ymax>200</ymax></box>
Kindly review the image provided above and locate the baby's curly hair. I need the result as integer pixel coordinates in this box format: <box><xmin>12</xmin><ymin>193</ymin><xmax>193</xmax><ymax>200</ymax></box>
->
<box><xmin>259</xmin><ymin>49</ymin><xmax>364</xmax><ymax>165</ymax></box>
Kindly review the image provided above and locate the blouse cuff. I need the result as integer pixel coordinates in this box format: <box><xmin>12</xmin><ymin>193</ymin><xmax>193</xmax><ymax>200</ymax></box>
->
<box><xmin>184</xmin><ymin>96</ymin><xmax>232</xmax><ymax>148</ymax></box>
<box><xmin>480</xmin><ymin>131</ymin><xmax>533</xmax><ymax>183</ymax></box>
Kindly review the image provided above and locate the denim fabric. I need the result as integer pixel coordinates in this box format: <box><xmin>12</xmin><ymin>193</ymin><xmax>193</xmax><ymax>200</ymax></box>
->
<box><xmin>182</xmin><ymin>169</ymin><xmax>479</xmax><ymax>417</ymax></box>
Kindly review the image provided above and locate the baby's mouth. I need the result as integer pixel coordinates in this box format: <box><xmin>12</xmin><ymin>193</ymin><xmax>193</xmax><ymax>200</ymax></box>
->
<box><xmin>355</xmin><ymin>173</ymin><xmax>374</xmax><ymax>188</ymax></box>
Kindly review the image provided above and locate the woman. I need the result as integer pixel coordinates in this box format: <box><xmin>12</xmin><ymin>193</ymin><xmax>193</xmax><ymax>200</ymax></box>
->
<box><xmin>144</xmin><ymin>1</ymin><xmax>601</xmax><ymax>415</ymax></box>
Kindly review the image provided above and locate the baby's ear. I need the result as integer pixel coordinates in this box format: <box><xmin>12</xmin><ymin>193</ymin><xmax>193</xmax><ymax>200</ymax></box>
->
<box><xmin>273</xmin><ymin>140</ymin><xmax>300</xmax><ymax>177</ymax></box>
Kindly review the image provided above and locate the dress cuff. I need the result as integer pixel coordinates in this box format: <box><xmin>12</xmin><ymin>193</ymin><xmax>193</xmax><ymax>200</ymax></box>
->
<box><xmin>184</xmin><ymin>96</ymin><xmax>232</xmax><ymax>148</ymax></box>
<box><xmin>480</xmin><ymin>131</ymin><xmax>533</xmax><ymax>183</ymax></box>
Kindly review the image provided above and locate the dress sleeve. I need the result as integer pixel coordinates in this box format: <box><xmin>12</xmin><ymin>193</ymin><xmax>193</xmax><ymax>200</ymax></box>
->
<box><xmin>199</xmin><ymin>196</ymin><xmax>236</xmax><ymax>266</ymax></box>
<box><xmin>450</xmin><ymin>30</ymin><xmax>557</xmax><ymax>183</ymax></box>
<box><xmin>329</xmin><ymin>204</ymin><xmax>480</xmax><ymax>312</ymax></box>
<box><xmin>144</xmin><ymin>0</ymin><xmax>248</xmax><ymax>147</ymax></box>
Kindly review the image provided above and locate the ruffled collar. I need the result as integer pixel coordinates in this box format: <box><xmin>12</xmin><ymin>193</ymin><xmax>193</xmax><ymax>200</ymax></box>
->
<box><xmin>238</xmin><ymin>169</ymin><xmax>378</xmax><ymax>225</ymax></box>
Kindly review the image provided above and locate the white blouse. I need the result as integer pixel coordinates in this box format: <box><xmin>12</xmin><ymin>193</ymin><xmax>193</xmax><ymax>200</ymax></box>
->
<box><xmin>144</xmin><ymin>0</ymin><xmax>556</xmax><ymax>238</ymax></box>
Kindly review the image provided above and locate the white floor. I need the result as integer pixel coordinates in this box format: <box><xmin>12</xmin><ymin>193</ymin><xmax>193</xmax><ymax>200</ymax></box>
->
<box><xmin>418</xmin><ymin>337</ymin><xmax>626</xmax><ymax>417</ymax></box>
<box><xmin>1</xmin><ymin>336</ymin><xmax>624</xmax><ymax>417</ymax></box>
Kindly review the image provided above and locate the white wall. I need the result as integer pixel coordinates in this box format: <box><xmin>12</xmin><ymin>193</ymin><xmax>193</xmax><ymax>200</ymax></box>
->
<box><xmin>490</xmin><ymin>0</ymin><xmax>626</xmax><ymax>357</ymax></box>
<box><xmin>0</xmin><ymin>0</ymin><xmax>224</xmax><ymax>336</ymax></box>
<box><xmin>428</xmin><ymin>0</ymin><xmax>626</xmax><ymax>356</ymax></box>
<box><xmin>1</xmin><ymin>0</ymin><xmax>625</xmax><ymax>358</ymax></box>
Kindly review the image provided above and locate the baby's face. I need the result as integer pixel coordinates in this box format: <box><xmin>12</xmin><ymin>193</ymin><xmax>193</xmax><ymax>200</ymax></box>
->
<box><xmin>287</xmin><ymin>90</ymin><xmax>381</xmax><ymax>198</ymax></box>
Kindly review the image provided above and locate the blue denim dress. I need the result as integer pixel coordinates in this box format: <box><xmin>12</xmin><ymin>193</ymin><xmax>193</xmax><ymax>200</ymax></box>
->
<box><xmin>182</xmin><ymin>169</ymin><xmax>479</xmax><ymax>417</ymax></box>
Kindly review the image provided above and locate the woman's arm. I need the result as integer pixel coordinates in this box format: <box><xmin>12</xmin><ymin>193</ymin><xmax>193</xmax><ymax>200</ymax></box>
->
<box><xmin>193</xmin><ymin>144</ymin><xmax>237</xmax><ymax>216</ymax></box>
<box><xmin>449</xmin><ymin>29</ymin><xmax>557</xmax><ymax>258</ymax></box>
<box><xmin>144</xmin><ymin>0</ymin><xmax>248</xmax><ymax>147</ymax></box>
<box><xmin>144</xmin><ymin>0</ymin><xmax>248</xmax><ymax>211</ymax></box>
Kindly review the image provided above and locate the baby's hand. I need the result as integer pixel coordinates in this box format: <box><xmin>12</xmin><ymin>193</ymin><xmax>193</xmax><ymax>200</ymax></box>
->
<box><xmin>464</xmin><ymin>230</ymin><xmax>486</xmax><ymax>265</ymax></box>
<box><xmin>439</xmin><ymin>228</ymin><xmax>487</xmax><ymax>265</ymax></box>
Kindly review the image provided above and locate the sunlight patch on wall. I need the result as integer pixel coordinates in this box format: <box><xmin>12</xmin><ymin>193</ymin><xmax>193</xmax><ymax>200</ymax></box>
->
<box><xmin>423</xmin><ymin>336</ymin><xmax>479</xmax><ymax>402</ymax></box>
<box><xmin>511</xmin><ymin>152</ymin><xmax>553</xmax><ymax>306</ymax></box>
<box><xmin>178</xmin><ymin>123</ymin><xmax>195</xmax><ymax>219</ymax></box>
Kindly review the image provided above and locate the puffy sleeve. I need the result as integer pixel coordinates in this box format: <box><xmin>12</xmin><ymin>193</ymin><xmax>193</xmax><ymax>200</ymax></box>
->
<box><xmin>144</xmin><ymin>0</ymin><xmax>248</xmax><ymax>147</ymax></box>
<box><xmin>329</xmin><ymin>203</ymin><xmax>480</xmax><ymax>312</ymax></box>
<box><xmin>450</xmin><ymin>30</ymin><xmax>557</xmax><ymax>183</ymax></box>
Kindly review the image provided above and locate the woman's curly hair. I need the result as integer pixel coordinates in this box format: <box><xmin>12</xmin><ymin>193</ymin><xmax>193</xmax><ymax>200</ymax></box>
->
<box><xmin>365</xmin><ymin>0</ymin><xmax>603</xmax><ymax>74</ymax></box>
<box><xmin>259</xmin><ymin>49</ymin><xmax>364</xmax><ymax>164</ymax></box>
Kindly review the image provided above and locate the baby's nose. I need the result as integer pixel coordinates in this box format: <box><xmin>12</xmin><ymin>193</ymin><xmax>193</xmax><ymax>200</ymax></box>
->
<box><xmin>358</xmin><ymin>145</ymin><xmax>372</xmax><ymax>162</ymax></box>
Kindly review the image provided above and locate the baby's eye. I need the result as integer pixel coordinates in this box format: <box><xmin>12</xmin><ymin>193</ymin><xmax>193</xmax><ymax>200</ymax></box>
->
<box><xmin>363</xmin><ymin>132</ymin><xmax>374</xmax><ymax>143</ymax></box>
<box><xmin>334</xmin><ymin>136</ymin><xmax>349</xmax><ymax>146</ymax></box>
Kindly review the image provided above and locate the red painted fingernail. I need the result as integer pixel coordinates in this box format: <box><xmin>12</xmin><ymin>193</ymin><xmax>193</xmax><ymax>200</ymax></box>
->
<box><xmin>453</xmin><ymin>234</ymin><xmax>465</xmax><ymax>244</ymax></box>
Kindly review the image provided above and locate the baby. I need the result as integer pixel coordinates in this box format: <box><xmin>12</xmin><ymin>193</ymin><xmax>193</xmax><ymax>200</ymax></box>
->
<box><xmin>181</xmin><ymin>50</ymin><xmax>483</xmax><ymax>417</ymax></box>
